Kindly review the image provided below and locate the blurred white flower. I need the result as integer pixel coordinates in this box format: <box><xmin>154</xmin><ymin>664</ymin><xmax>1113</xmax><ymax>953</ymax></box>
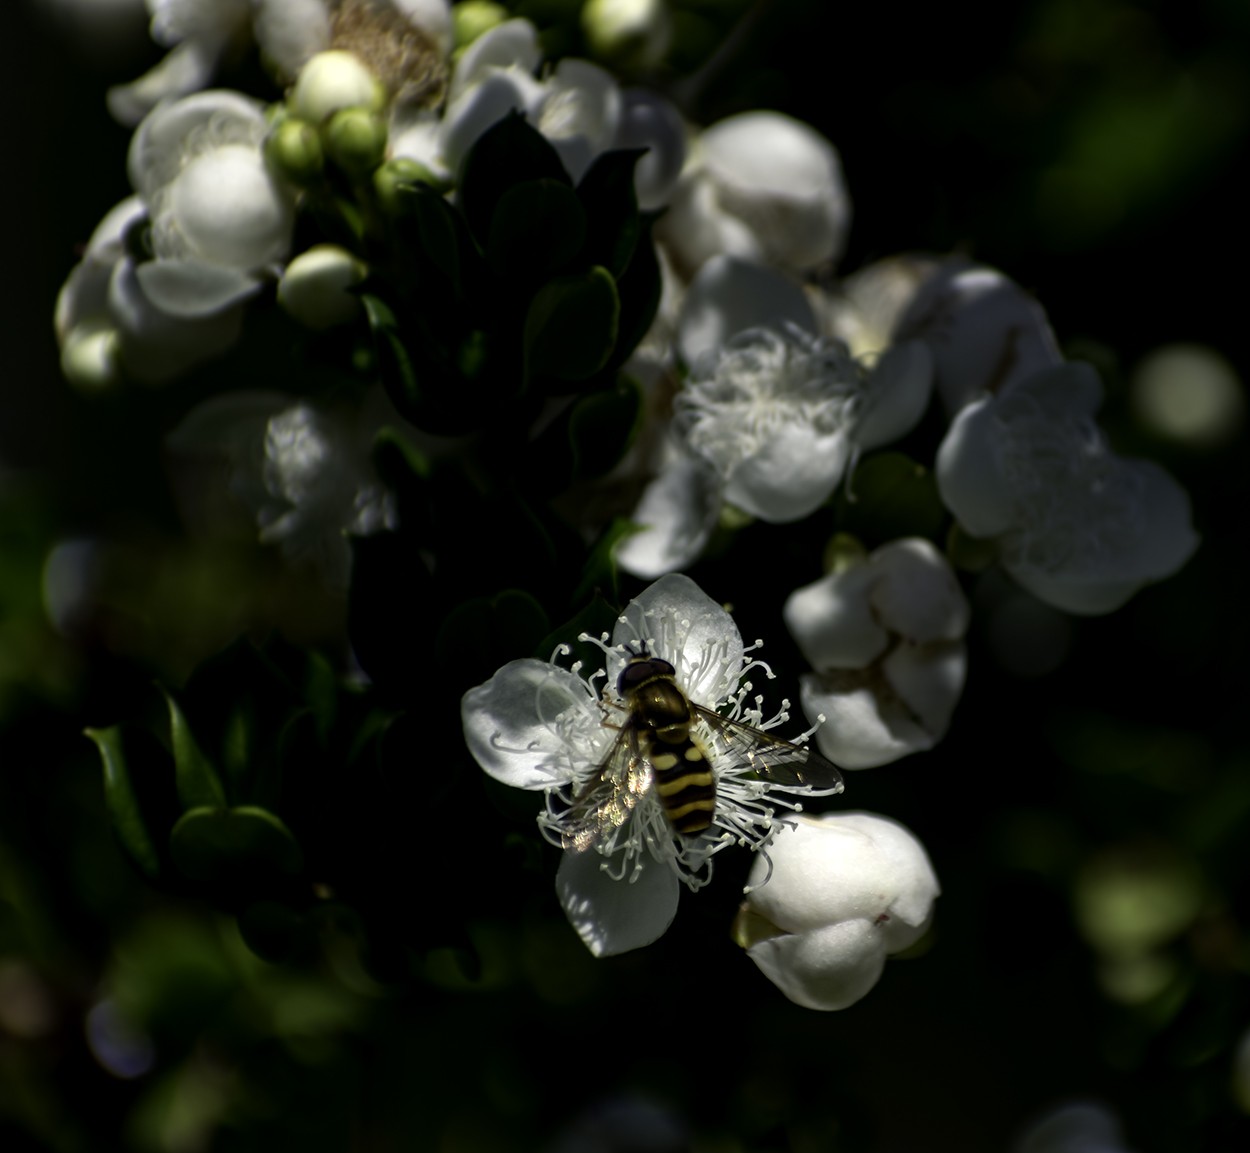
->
<box><xmin>617</xmin><ymin>257</ymin><xmax>932</xmax><ymax>579</ymax></box>
<box><xmin>937</xmin><ymin>362</ymin><xmax>1199</xmax><ymax>614</ymax></box>
<box><xmin>735</xmin><ymin>812</ymin><xmax>938</xmax><ymax>1011</ymax></box>
<box><xmin>167</xmin><ymin>389</ymin><xmax>398</xmax><ymax>588</ymax></box>
<box><xmin>461</xmin><ymin>574</ymin><xmax>839</xmax><ymax>957</ymax></box>
<box><xmin>1131</xmin><ymin>343</ymin><xmax>1245</xmax><ymax>449</ymax></box>
<box><xmin>131</xmin><ymin>90</ymin><xmax>295</xmax><ymax>293</ymax></box>
<box><xmin>785</xmin><ymin>538</ymin><xmax>969</xmax><ymax>768</ymax></box>
<box><xmin>657</xmin><ymin>111</ymin><xmax>849</xmax><ymax>278</ymax></box>
<box><xmin>581</xmin><ymin>0</ymin><xmax>672</xmax><ymax>70</ymax></box>
<box><xmin>432</xmin><ymin>18</ymin><xmax>620</xmax><ymax>183</ymax></box>
<box><xmin>1013</xmin><ymin>1101</ymin><xmax>1138</xmax><ymax>1153</ymax></box>
<box><xmin>893</xmin><ymin>259</ymin><xmax>1063</xmax><ymax>416</ymax></box>
<box><xmin>107</xmin><ymin>0</ymin><xmax>452</xmax><ymax>124</ymax></box>
<box><xmin>55</xmin><ymin>196</ymin><xmax>246</xmax><ymax>387</ymax></box>
<box><xmin>611</xmin><ymin>88</ymin><xmax>686</xmax><ymax>211</ymax></box>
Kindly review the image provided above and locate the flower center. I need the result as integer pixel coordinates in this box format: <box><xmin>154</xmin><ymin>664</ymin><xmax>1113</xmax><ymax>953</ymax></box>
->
<box><xmin>674</xmin><ymin>327</ymin><xmax>862</xmax><ymax>479</ymax></box>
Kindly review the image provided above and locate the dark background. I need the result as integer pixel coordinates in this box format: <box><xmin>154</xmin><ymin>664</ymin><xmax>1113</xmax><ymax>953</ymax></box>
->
<box><xmin>1</xmin><ymin>1</ymin><xmax>1247</xmax><ymax>1150</ymax></box>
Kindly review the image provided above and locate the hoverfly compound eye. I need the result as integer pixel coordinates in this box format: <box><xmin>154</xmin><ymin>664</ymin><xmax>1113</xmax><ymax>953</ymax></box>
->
<box><xmin>616</xmin><ymin>656</ymin><xmax>677</xmax><ymax>693</ymax></box>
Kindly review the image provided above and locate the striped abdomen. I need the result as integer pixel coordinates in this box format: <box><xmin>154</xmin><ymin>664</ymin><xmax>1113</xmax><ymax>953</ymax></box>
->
<box><xmin>619</xmin><ymin>656</ymin><xmax>717</xmax><ymax>836</ymax></box>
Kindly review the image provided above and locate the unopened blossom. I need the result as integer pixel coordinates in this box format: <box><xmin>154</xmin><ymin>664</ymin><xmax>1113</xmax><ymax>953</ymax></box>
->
<box><xmin>581</xmin><ymin>0</ymin><xmax>672</xmax><ymax>70</ymax></box>
<box><xmin>461</xmin><ymin>574</ymin><xmax>841</xmax><ymax>957</ymax></box>
<box><xmin>617</xmin><ymin>257</ymin><xmax>932</xmax><ymax>579</ymax></box>
<box><xmin>893</xmin><ymin>260</ymin><xmax>1063</xmax><ymax>416</ymax></box>
<box><xmin>657</xmin><ymin>111</ymin><xmax>849</xmax><ymax>279</ymax></box>
<box><xmin>735</xmin><ymin>812</ymin><xmax>938</xmax><ymax>1011</ymax></box>
<box><xmin>785</xmin><ymin>538</ymin><xmax>969</xmax><ymax>768</ymax></box>
<box><xmin>167</xmin><ymin>389</ymin><xmax>398</xmax><ymax>588</ymax></box>
<box><xmin>1013</xmin><ymin>1101</ymin><xmax>1138</xmax><ymax>1153</ymax></box>
<box><xmin>277</xmin><ymin>245</ymin><xmax>367</xmax><ymax>329</ymax></box>
<box><xmin>937</xmin><ymin>362</ymin><xmax>1199</xmax><ymax>615</ymax></box>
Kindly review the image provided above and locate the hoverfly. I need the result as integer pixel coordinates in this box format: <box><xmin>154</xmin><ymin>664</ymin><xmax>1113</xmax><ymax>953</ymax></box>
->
<box><xmin>556</xmin><ymin>650</ymin><xmax>844</xmax><ymax>853</ymax></box>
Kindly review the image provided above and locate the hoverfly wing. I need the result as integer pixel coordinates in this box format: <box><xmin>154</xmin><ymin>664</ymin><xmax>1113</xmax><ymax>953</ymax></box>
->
<box><xmin>689</xmin><ymin>703</ymin><xmax>844</xmax><ymax>792</ymax></box>
<box><xmin>558</xmin><ymin>726</ymin><xmax>653</xmax><ymax>853</ymax></box>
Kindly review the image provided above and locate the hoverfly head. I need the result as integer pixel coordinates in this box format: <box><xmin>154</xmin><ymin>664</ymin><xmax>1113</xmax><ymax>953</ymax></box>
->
<box><xmin>616</xmin><ymin>650</ymin><xmax>677</xmax><ymax>694</ymax></box>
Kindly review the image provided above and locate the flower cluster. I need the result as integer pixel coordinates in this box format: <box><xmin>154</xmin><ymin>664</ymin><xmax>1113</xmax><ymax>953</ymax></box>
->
<box><xmin>55</xmin><ymin>1</ymin><xmax>1200</xmax><ymax>1015</ymax></box>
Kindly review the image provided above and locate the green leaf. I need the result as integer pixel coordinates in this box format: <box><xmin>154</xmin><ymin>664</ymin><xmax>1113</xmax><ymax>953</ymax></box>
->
<box><xmin>169</xmin><ymin>805</ymin><xmax>304</xmax><ymax>883</ymax></box>
<box><xmin>604</xmin><ymin>220</ymin><xmax>661</xmax><ymax>373</ymax></box>
<box><xmin>567</xmin><ymin>375</ymin><xmax>642</xmax><ymax>481</ymax></box>
<box><xmin>576</xmin><ymin>148</ymin><xmax>644</xmax><ymax>278</ymax></box>
<box><xmin>535</xmin><ymin>592</ymin><xmax>621</xmax><ymax>672</ymax></box>
<box><xmin>487</xmin><ymin>179</ymin><xmax>586</xmax><ymax>280</ymax></box>
<box><xmin>573</xmin><ymin>517</ymin><xmax>640</xmax><ymax>607</ymax></box>
<box><xmin>459</xmin><ymin>111</ymin><xmax>571</xmax><ymax>249</ymax></box>
<box><xmin>434</xmin><ymin>589</ymin><xmax>551</xmax><ymax>690</ymax></box>
<box><xmin>362</xmin><ymin>293</ymin><xmax>422</xmax><ymax>415</ymax></box>
<box><xmin>88</xmin><ymin>725</ymin><xmax>164</xmax><ymax>879</ymax></box>
<box><xmin>404</xmin><ymin>184</ymin><xmax>466</xmax><ymax>292</ymax></box>
<box><xmin>837</xmin><ymin>452</ymin><xmax>948</xmax><ymax>547</ymax></box>
<box><xmin>162</xmin><ymin>688</ymin><xmax>227</xmax><ymax>812</ymax></box>
<box><xmin>523</xmin><ymin>267</ymin><xmax>620</xmax><ymax>383</ymax></box>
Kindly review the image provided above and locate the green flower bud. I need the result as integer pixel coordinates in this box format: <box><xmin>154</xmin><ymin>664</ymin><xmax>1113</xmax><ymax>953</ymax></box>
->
<box><xmin>453</xmin><ymin>1</ymin><xmax>509</xmax><ymax>49</ymax></box>
<box><xmin>277</xmin><ymin>245</ymin><xmax>368</xmax><ymax>330</ymax></box>
<box><xmin>581</xmin><ymin>0</ymin><xmax>671</xmax><ymax>68</ymax></box>
<box><xmin>323</xmin><ymin>107</ymin><xmax>388</xmax><ymax>178</ymax></box>
<box><xmin>266</xmin><ymin>117</ymin><xmax>325</xmax><ymax>186</ymax></box>
<box><xmin>372</xmin><ymin>157</ymin><xmax>445</xmax><ymax>215</ymax></box>
<box><xmin>292</xmin><ymin>50</ymin><xmax>385</xmax><ymax>124</ymax></box>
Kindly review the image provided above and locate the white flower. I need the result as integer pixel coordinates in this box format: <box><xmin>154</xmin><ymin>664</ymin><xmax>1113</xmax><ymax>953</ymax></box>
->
<box><xmin>893</xmin><ymin>259</ymin><xmax>1063</xmax><ymax>416</ymax></box>
<box><xmin>657</xmin><ymin>111</ymin><xmax>849</xmax><ymax>278</ymax></box>
<box><xmin>167</xmin><ymin>389</ymin><xmax>398</xmax><ymax>588</ymax></box>
<box><xmin>735</xmin><ymin>812</ymin><xmax>938</xmax><ymax>1011</ymax></box>
<box><xmin>435</xmin><ymin>19</ymin><xmax>621</xmax><ymax>182</ymax></box>
<box><xmin>784</xmin><ymin>539</ymin><xmax>970</xmax><ymax>768</ymax></box>
<box><xmin>937</xmin><ymin>362</ymin><xmax>1199</xmax><ymax>615</ymax></box>
<box><xmin>460</xmin><ymin>574</ymin><xmax>840</xmax><ymax>957</ymax></box>
<box><xmin>616</xmin><ymin>257</ymin><xmax>932</xmax><ymax>579</ymax></box>
<box><xmin>611</xmin><ymin>88</ymin><xmax>686</xmax><ymax>211</ymax></box>
<box><xmin>55</xmin><ymin>196</ymin><xmax>246</xmax><ymax>386</ymax></box>
<box><xmin>130</xmin><ymin>90</ymin><xmax>295</xmax><ymax>302</ymax></box>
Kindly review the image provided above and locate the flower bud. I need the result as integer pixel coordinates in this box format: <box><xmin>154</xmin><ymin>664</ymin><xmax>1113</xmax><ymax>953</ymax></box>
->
<box><xmin>372</xmin><ymin>157</ymin><xmax>445</xmax><ymax>214</ymax></box>
<box><xmin>60</xmin><ymin>324</ymin><xmax>121</xmax><ymax>391</ymax></box>
<box><xmin>277</xmin><ymin>245</ymin><xmax>367</xmax><ymax>330</ymax></box>
<box><xmin>452</xmin><ymin>0</ymin><xmax>509</xmax><ymax>49</ymax></box>
<box><xmin>581</xmin><ymin>0</ymin><xmax>672</xmax><ymax>69</ymax></box>
<box><xmin>292</xmin><ymin>50</ymin><xmax>385</xmax><ymax>124</ymax></box>
<box><xmin>323</xmin><ymin>107</ymin><xmax>388</xmax><ymax>177</ymax></box>
<box><xmin>266</xmin><ymin>117</ymin><xmax>325</xmax><ymax>186</ymax></box>
<box><xmin>736</xmin><ymin>813</ymin><xmax>938</xmax><ymax>1011</ymax></box>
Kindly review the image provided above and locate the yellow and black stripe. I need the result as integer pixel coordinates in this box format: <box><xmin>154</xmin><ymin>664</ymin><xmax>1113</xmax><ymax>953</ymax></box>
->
<box><xmin>619</xmin><ymin>655</ymin><xmax>718</xmax><ymax>836</ymax></box>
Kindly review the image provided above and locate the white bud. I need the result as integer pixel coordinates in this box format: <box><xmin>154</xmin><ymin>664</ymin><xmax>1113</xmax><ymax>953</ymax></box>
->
<box><xmin>737</xmin><ymin>813</ymin><xmax>938</xmax><ymax>1011</ymax></box>
<box><xmin>278</xmin><ymin>245</ymin><xmax>367</xmax><ymax>330</ymax></box>
<box><xmin>60</xmin><ymin>325</ymin><xmax>121</xmax><ymax>391</ymax></box>
<box><xmin>292</xmin><ymin>51</ymin><xmax>385</xmax><ymax>124</ymax></box>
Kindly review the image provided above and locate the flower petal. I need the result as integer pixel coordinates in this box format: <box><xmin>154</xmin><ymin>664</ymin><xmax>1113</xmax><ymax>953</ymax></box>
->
<box><xmin>747</xmin><ymin>812</ymin><xmax>938</xmax><ymax>939</ymax></box>
<box><xmin>746</xmin><ymin>920</ymin><xmax>886</xmax><ymax>1011</ymax></box>
<box><xmin>135</xmin><ymin>260</ymin><xmax>261</xmax><ymax>318</ymax></box>
<box><xmin>855</xmin><ymin>339</ymin><xmax>933</xmax><ymax>451</ymax></box>
<box><xmin>894</xmin><ymin>261</ymin><xmax>1063</xmax><ymax>414</ymax></box>
<box><xmin>613</xmin><ymin>574</ymin><xmax>744</xmax><ymax>707</ymax></box>
<box><xmin>107</xmin><ymin>39</ymin><xmax>222</xmax><ymax>126</ymax></box>
<box><xmin>724</xmin><ymin>423</ymin><xmax>848</xmax><ymax>523</ymax></box>
<box><xmin>615</xmin><ymin>447</ymin><xmax>721</xmax><ymax>579</ymax></box>
<box><xmin>783</xmin><ymin>565</ymin><xmax>889</xmax><ymax>671</ymax></box>
<box><xmin>676</xmin><ymin>255</ymin><xmax>816</xmax><ymax>367</ymax></box>
<box><xmin>555</xmin><ymin>849</ymin><xmax>680</xmax><ymax>957</ymax></box>
<box><xmin>800</xmin><ymin>669</ymin><xmax>940</xmax><ymax>769</ymax></box>
<box><xmin>867</xmin><ymin>539</ymin><xmax>970</xmax><ymax>645</ymax></box>
<box><xmin>935</xmin><ymin>396</ymin><xmax>1017</xmax><ymax>539</ymax></box>
<box><xmin>461</xmin><ymin>659</ymin><xmax>608</xmax><ymax>790</ymax></box>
